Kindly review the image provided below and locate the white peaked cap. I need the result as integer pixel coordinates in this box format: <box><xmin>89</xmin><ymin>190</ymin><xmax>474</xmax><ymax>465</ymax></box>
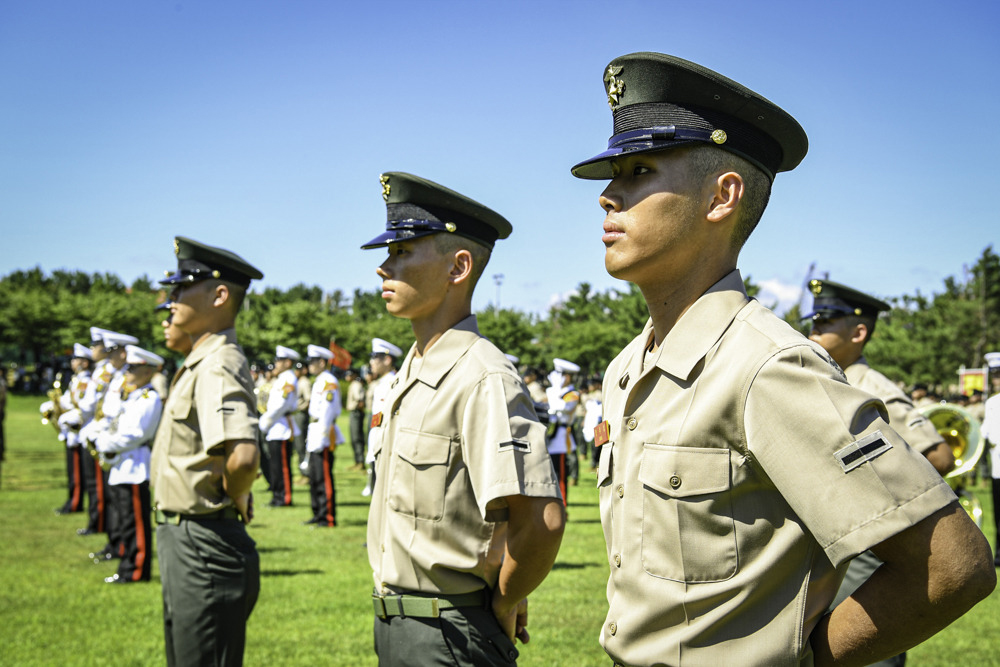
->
<box><xmin>73</xmin><ymin>343</ymin><xmax>94</xmax><ymax>360</ymax></box>
<box><xmin>275</xmin><ymin>345</ymin><xmax>301</xmax><ymax>361</ymax></box>
<box><xmin>125</xmin><ymin>345</ymin><xmax>164</xmax><ymax>367</ymax></box>
<box><xmin>553</xmin><ymin>358</ymin><xmax>581</xmax><ymax>374</ymax></box>
<box><xmin>102</xmin><ymin>332</ymin><xmax>139</xmax><ymax>349</ymax></box>
<box><xmin>372</xmin><ymin>338</ymin><xmax>402</xmax><ymax>357</ymax></box>
<box><xmin>90</xmin><ymin>326</ymin><xmax>112</xmax><ymax>343</ymax></box>
<box><xmin>307</xmin><ymin>344</ymin><xmax>334</xmax><ymax>360</ymax></box>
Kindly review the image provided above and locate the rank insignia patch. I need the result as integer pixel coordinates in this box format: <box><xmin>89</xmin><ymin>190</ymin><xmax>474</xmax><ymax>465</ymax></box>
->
<box><xmin>498</xmin><ymin>439</ymin><xmax>530</xmax><ymax>453</ymax></box>
<box><xmin>370</xmin><ymin>412</ymin><xmax>383</xmax><ymax>429</ymax></box>
<box><xmin>834</xmin><ymin>430</ymin><xmax>892</xmax><ymax>473</ymax></box>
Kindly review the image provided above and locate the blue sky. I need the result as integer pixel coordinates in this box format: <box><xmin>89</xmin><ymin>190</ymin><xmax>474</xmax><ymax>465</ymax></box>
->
<box><xmin>2</xmin><ymin>0</ymin><xmax>997</xmax><ymax>316</ymax></box>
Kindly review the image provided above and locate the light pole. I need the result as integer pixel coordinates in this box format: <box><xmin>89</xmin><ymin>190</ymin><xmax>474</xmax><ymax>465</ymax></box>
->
<box><xmin>493</xmin><ymin>273</ymin><xmax>504</xmax><ymax>309</ymax></box>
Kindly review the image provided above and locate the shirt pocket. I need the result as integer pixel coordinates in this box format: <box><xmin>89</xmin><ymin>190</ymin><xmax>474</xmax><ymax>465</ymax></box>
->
<box><xmin>638</xmin><ymin>444</ymin><xmax>737</xmax><ymax>583</ymax></box>
<box><xmin>388</xmin><ymin>428</ymin><xmax>453</xmax><ymax>521</ymax></box>
<box><xmin>164</xmin><ymin>392</ymin><xmax>198</xmax><ymax>456</ymax></box>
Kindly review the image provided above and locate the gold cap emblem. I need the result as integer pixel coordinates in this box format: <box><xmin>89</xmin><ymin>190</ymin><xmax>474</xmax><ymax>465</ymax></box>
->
<box><xmin>380</xmin><ymin>174</ymin><xmax>391</xmax><ymax>202</ymax></box>
<box><xmin>604</xmin><ymin>65</ymin><xmax>626</xmax><ymax>111</ymax></box>
<box><xmin>173</xmin><ymin>239</ymin><xmax>179</xmax><ymax>255</ymax></box>
<box><xmin>711</xmin><ymin>129</ymin><xmax>727</xmax><ymax>145</ymax></box>
<box><xmin>212</xmin><ymin>270</ymin><xmax>221</xmax><ymax>279</ymax></box>
<box><xmin>809</xmin><ymin>279</ymin><xmax>823</xmax><ymax>296</ymax></box>
<box><xmin>445</xmin><ymin>222</ymin><xmax>457</xmax><ymax>233</ymax></box>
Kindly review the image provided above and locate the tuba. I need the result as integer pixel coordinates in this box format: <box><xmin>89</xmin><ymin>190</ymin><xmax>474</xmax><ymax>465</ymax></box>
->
<box><xmin>918</xmin><ymin>403</ymin><xmax>985</xmax><ymax>527</ymax></box>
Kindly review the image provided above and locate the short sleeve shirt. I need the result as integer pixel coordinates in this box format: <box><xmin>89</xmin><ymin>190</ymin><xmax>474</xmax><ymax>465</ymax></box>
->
<box><xmin>845</xmin><ymin>358</ymin><xmax>944</xmax><ymax>455</ymax></box>
<box><xmin>597</xmin><ymin>271</ymin><xmax>955</xmax><ymax>666</ymax></box>
<box><xmin>367</xmin><ymin>315</ymin><xmax>561</xmax><ymax>596</ymax></box>
<box><xmin>150</xmin><ymin>329</ymin><xmax>259</xmax><ymax>514</ymax></box>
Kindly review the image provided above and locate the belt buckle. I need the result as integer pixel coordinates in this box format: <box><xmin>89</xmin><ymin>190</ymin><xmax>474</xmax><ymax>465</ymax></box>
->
<box><xmin>155</xmin><ymin>509</ymin><xmax>181</xmax><ymax>525</ymax></box>
<box><xmin>429</xmin><ymin>598</ymin><xmax>440</xmax><ymax>618</ymax></box>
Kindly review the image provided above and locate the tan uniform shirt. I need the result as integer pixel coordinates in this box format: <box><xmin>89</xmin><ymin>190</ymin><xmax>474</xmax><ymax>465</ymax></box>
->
<box><xmin>598</xmin><ymin>271</ymin><xmax>955</xmax><ymax>667</ymax></box>
<box><xmin>368</xmin><ymin>315</ymin><xmax>561</xmax><ymax>596</ymax></box>
<box><xmin>150</xmin><ymin>329</ymin><xmax>259</xmax><ymax>515</ymax></box>
<box><xmin>845</xmin><ymin>358</ymin><xmax>944</xmax><ymax>454</ymax></box>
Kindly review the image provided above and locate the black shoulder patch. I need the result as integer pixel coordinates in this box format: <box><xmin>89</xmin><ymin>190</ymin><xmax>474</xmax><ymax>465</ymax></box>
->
<box><xmin>498</xmin><ymin>439</ymin><xmax>530</xmax><ymax>453</ymax></box>
<box><xmin>834</xmin><ymin>430</ymin><xmax>893</xmax><ymax>473</ymax></box>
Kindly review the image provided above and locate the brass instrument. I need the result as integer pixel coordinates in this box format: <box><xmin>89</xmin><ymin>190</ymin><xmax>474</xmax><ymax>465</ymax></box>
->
<box><xmin>918</xmin><ymin>403</ymin><xmax>985</xmax><ymax>527</ymax></box>
<box><xmin>39</xmin><ymin>382</ymin><xmax>64</xmax><ymax>435</ymax></box>
<box><xmin>256</xmin><ymin>381</ymin><xmax>272</xmax><ymax>415</ymax></box>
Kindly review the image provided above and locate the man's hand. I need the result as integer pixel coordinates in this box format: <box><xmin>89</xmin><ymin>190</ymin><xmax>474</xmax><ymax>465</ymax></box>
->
<box><xmin>233</xmin><ymin>491</ymin><xmax>254</xmax><ymax>525</ymax></box>
<box><xmin>491</xmin><ymin>495</ymin><xmax>565</xmax><ymax>643</ymax></box>
<box><xmin>492</xmin><ymin>596</ymin><xmax>530</xmax><ymax>644</ymax></box>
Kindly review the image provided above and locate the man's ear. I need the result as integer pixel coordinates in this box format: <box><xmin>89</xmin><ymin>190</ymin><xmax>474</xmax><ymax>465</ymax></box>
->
<box><xmin>706</xmin><ymin>171</ymin><xmax>744</xmax><ymax>223</ymax></box>
<box><xmin>449</xmin><ymin>249</ymin><xmax>474</xmax><ymax>286</ymax></box>
<box><xmin>850</xmin><ymin>322</ymin><xmax>869</xmax><ymax>345</ymax></box>
<box><xmin>212</xmin><ymin>282</ymin><xmax>230</xmax><ymax>309</ymax></box>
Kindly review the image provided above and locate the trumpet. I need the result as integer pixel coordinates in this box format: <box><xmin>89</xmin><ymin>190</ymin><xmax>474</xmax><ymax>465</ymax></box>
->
<box><xmin>918</xmin><ymin>403</ymin><xmax>986</xmax><ymax>527</ymax></box>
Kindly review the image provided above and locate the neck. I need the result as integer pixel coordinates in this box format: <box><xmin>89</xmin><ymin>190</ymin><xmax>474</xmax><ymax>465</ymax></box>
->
<box><xmin>409</xmin><ymin>300</ymin><xmax>472</xmax><ymax>357</ymax></box>
<box><xmin>189</xmin><ymin>316</ymin><xmax>236</xmax><ymax>349</ymax></box>
<box><xmin>639</xmin><ymin>261</ymin><xmax>735</xmax><ymax>349</ymax></box>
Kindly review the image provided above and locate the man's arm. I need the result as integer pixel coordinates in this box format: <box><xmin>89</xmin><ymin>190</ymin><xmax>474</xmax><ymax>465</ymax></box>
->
<box><xmin>491</xmin><ymin>494</ymin><xmax>566</xmax><ymax>643</ymax></box>
<box><xmin>223</xmin><ymin>439</ymin><xmax>260</xmax><ymax>524</ymax></box>
<box><xmin>923</xmin><ymin>441</ymin><xmax>956</xmax><ymax>476</ymax></box>
<box><xmin>810</xmin><ymin>501</ymin><xmax>995</xmax><ymax>666</ymax></box>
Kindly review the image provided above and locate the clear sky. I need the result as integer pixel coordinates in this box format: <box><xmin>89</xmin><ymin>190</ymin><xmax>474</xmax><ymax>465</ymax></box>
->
<box><xmin>2</xmin><ymin>0</ymin><xmax>997</xmax><ymax>316</ymax></box>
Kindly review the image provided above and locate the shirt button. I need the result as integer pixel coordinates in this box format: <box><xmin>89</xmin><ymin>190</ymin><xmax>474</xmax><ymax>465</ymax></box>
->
<box><xmin>626</xmin><ymin>417</ymin><xmax>637</xmax><ymax>430</ymax></box>
<box><xmin>669</xmin><ymin>475</ymin><xmax>682</xmax><ymax>489</ymax></box>
<box><xmin>608</xmin><ymin>622</ymin><xmax>617</xmax><ymax>635</ymax></box>
<box><xmin>380</xmin><ymin>543</ymin><xmax>385</xmax><ymax>552</ymax></box>
<box><xmin>613</xmin><ymin>553</ymin><xmax>621</xmax><ymax>567</ymax></box>
<box><xmin>618</xmin><ymin>374</ymin><xmax>629</xmax><ymax>389</ymax></box>
<box><xmin>616</xmin><ymin>484</ymin><xmax>624</xmax><ymax>498</ymax></box>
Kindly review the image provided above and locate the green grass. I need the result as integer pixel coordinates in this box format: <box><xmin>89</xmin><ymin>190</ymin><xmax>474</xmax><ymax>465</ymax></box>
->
<box><xmin>0</xmin><ymin>394</ymin><xmax>997</xmax><ymax>666</ymax></box>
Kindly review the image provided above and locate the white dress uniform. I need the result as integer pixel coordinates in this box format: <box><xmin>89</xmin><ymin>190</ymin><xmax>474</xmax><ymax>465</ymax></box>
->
<box><xmin>96</xmin><ymin>345</ymin><xmax>162</xmax><ymax>584</ymax></box>
<box><xmin>55</xmin><ymin>362</ymin><xmax>91</xmax><ymax>514</ymax></box>
<box><xmin>306</xmin><ymin>356</ymin><xmax>343</xmax><ymax>526</ymax></box>
<box><xmin>546</xmin><ymin>359</ymin><xmax>580</xmax><ymax>505</ymax></box>
<box><xmin>260</xmin><ymin>355</ymin><xmax>300</xmax><ymax>506</ymax></box>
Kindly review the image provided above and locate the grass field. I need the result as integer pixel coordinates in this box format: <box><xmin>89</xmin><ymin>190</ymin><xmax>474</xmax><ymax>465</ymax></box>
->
<box><xmin>0</xmin><ymin>393</ymin><xmax>997</xmax><ymax>666</ymax></box>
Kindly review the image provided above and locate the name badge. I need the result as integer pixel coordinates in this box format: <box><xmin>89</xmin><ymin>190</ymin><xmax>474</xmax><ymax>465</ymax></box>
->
<box><xmin>594</xmin><ymin>421</ymin><xmax>610</xmax><ymax>448</ymax></box>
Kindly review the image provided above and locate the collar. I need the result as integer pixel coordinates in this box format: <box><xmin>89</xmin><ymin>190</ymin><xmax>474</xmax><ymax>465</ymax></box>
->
<box><xmin>622</xmin><ymin>270</ymin><xmax>750</xmax><ymax>386</ymax></box>
<box><xmin>182</xmin><ymin>328</ymin><xmax>238</xmax><ymax>370</ymax></box>
<box><xmin>403</xmin><ymin>315</ymin><xmax>481</xmax><ymax>389</ymax></box>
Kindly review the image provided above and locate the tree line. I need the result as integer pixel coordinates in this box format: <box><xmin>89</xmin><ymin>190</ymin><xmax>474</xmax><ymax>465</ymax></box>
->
<box><xmin>1</xmin><ymin>246</ymin><xmax>997</xmax><ymax>389</ymax></box>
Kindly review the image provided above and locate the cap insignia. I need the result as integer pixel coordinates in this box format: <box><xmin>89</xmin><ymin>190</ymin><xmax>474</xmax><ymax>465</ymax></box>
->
<box><xmin>173</xmin><ymin>239</ymin><xmax>179</xmax><ymax>255</ymax></box>
<box><xmin>711</xmin><ymin>129</ymin><xmax>728</xmax><ymax>145</ymax></box>
<box><xmin>445</xmin><ymin>222</ymin><xmax>457</xmax><ymax>233</ymax></box>
<box><xmin>810</xmin><ymin>279</ymin><xmax>823</xmax><ymax>296</ymax></box>
<box><xmin>605</xmin><ymin>65</ymin><xmax>626</xmax><ymax>111</ymax></box>
<box><xmin>212</xmin><ymin>270</ymin><xmax>221</xmax><ymax>278</ymax></box>
<box><xmin>380</xmin><ymin>174</ymin><xmax>391</xmax><ymax>202</ymax></box>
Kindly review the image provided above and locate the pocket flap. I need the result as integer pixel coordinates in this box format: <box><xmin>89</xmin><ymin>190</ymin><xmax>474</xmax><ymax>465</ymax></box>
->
<box><xmin>169</xmin><ymin>393</ymin><xmax>192</xmax><ymax>421</ymax></box>
<box><xmin>597</xmin><ymin>442</ymin><xmax>613</xmax><ymax>486</ymax></box>
<box><xmin>639</xmin><ymin>444</ymin><xmax>730</xmax><ymax>498</ymax></box>
<box><xmin>395</xmin><ymin>429</ymin><xmax>452</xmax><ymax>466</ymax></box>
